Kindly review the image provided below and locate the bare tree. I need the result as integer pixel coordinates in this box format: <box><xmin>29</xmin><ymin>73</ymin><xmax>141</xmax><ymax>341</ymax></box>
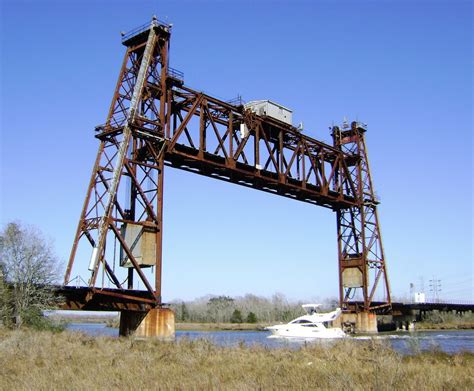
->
<box><xmin>0</xmin><ymin>222</ymin><xmax>62</xmax><ymax>328</ymax></box>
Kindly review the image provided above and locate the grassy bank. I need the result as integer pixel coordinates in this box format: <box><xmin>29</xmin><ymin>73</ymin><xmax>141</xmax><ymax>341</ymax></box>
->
<box><xmin>415</xmin><ymin>321</ymin><xmax>474</xmax><ymax>330</ymax></box>
<box><xmin>100</xmin><ymin>319</ymin><xmax>270</xmax><ymax>330</ymax></box>
<box><xmin>176</xmin><ymin>322</ymin><xmax>269</xmax><ymax>331</ymax></box>
<box><xmin>416</xmin><ymin>312</ymin><xmax>474</xmax><ymax>330</ymax></box>
<box><xmin>0</xmin><ymin>329</ymin><xmax>473</xmax><ymax>390</ymax></box>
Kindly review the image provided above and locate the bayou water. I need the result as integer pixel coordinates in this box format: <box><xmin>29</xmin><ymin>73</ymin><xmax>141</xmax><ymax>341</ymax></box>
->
<box><xmin>66</xmin><ymin>323</ymin><xmax>474</xmax><ymax>355</ymax></box>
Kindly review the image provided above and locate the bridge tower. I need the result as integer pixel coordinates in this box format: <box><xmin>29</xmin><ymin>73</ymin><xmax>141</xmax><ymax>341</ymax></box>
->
<box><xmin>333</xmin><ymin>121</ymin><xmax>392</xmax><ymax>316</ymax></box>
<box><xmin>63</xmin><ymin>18</ymin><xmax>175</xmax><ymax>336</ymax></box>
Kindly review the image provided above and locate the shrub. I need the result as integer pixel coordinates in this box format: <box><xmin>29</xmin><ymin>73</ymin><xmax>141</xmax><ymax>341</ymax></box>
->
<box><xmin>246</xmin><ymin>311</ymin><xmax>258</xmax><ymax>323</ymax></box>
<box><xmin>230</xmin><ymin>309</ymin><xmax>243</xmax><ymax>323</ymax></box>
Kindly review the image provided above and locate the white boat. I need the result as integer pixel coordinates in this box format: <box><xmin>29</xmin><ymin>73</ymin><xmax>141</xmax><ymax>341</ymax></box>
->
<box><xmin>266</xmin><ymin>304</ymin><xmax>346</xmax><ymax>339</ymax></box>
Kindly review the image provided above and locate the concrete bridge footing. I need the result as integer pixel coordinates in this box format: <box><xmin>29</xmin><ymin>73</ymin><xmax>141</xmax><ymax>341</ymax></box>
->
<box><xmin>339</xmin><ymin>312</ymin><xmax>378</xmax><ymax>333</ymax></box>
<box><xmin>336</xmin><ymin>312</ymin><xmax>418</xmax><ymax>333</ymax></box>
<box><xmin>119</xmin><ymin>308</ymin><xmax>175</xmax><ymax>339</ymax></box>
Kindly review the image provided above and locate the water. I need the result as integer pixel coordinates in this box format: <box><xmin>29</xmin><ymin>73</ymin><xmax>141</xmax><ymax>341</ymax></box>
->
<box><xmin>66</xmin><ymin>323</ymin><xmax>474</xmax><ymax>355</ymax></box>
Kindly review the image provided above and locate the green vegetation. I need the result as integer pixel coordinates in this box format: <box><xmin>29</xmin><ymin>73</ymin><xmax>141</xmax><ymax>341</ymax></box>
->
<box><xmin>246</xmin><ymin>311</ymin><xmax>258</xmax><ymax>323</ymax></box>
<box><xmin>0</xmin><ymin>329</ymin><xmax>472</xmax><ymax>390</ymax></box>
<box><xmin>230</xmin><ymin>309</ymin><xmax>243</xmax><ymax>323</ymax></box>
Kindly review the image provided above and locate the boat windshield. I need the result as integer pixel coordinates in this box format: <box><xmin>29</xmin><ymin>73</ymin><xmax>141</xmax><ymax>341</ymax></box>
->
<box><xmin>290</xmin><ymin>319</ymin><xmax>312</xmax><ymax>324</ymax></box>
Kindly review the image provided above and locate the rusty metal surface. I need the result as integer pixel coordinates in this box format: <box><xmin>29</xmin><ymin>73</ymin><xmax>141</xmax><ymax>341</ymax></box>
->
<box><xmin>119</xmin><ymin>308</ymin><xmax>175</xmax><ymax>338</ymax></box>
<box><xmin>333</xmin><ymin>122</ymin><xmax>392</xmax><ymax>312</ymax></box>
<box><xmin>347</xmin><ymin>301</ymin><xmax>474</xmax><ymax>316</ymax></box>
<box><xmin>63</xmin><ymin>19</ymin><xmax>393</xmax><ymax>315</ymax></box>
<box><xmin>133</xmin><ymin>308</ymin><xmax>175</xmax><ymax>338</ymax></box>
<box><xmin>57</xmin><ymin>286</ymin><xmax>158</xmax><ymax>312</ymax></box>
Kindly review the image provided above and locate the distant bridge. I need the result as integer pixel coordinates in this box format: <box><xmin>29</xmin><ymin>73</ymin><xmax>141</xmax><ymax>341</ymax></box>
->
<box><xmin>348</xmin><ymin>300</ymin><xmax>473</xmax><ymax>316</ymax></box>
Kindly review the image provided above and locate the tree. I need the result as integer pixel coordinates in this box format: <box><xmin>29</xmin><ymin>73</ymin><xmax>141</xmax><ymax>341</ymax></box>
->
<box><xmin>180</xmin><ymin>302</ymin><xmax>189</xmax><ymax>322</ymax></box>
<box><xmin>246</xmin><ymin>311</ymin><xmax>258</xmax><ymax>323</ymax></box>
<box><xmin>230</xmin><ymin>309</ymin><xmax>243</xmax><ymax>323</ymax></box>
<box><xmin>0</xmin><ymin>222</ymin><xmax>62</xmax><ymax>328</ymax></box>
<box><xmin>0</xmin><ymin>265</ymin><xmax>10</xmax><ymax>327</ymax></box>
<box><xmin>207</xmin><ymin>295</ymin><xmax>235</xmax><ymax>322</ymax></box>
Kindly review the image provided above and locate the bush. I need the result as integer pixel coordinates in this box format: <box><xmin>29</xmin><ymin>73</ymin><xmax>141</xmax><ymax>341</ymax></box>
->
<box><xmin>230</xmin><ymin>309</ymin><xmax>243</xmax><ymax>323</ymax></box>
<box><xmin>246</xmin><ymin>312</ymin><xmax>258</xmax><ymax>323</ymax></box>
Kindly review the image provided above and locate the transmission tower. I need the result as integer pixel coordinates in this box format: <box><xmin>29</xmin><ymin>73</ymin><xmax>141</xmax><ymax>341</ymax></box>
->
<box><xmin>429</xmin><ymin>277</ymin><xmax>442</xmax><ymax>303</ymax></box>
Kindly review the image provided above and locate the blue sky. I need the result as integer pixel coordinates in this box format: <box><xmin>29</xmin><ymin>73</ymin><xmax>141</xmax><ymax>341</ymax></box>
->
<box><xmin>1</xmin><ymin>0</ymin><xmax>472</xmax><ymax>302</ymax></box>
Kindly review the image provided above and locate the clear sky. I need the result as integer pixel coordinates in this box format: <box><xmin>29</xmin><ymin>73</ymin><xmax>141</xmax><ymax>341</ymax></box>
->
<box><xmin>1</xmin><ymin>0</ymin><xmax>472</xmax><ymax>302</ymax></box>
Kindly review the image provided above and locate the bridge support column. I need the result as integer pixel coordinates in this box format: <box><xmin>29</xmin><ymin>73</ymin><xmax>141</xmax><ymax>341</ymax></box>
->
<box><xmin>341</xmin><ymin>312</ymin><xmax>378</xmax><ymax>333</ymax></box>
<box><xmin>119</xmin><ymin>308</ymin><xmax>175</xmax><ymax>339</ymax></box>
<box><xmin>357</xmin><ymin>312</ymin><xmax>378</xmax><ymax>333</ymax></box>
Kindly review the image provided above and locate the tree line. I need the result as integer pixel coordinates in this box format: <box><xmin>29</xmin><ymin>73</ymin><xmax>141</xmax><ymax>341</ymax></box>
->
<box><xmin>170</xmin><ymin>294</ymin><xmax>338</xmax><ymax>324</ymax></box>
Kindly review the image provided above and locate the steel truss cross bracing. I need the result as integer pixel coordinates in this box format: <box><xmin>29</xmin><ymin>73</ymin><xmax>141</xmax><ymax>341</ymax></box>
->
<box><xmin>64</xmin><ymin>18</ymin><xmax>392</xmax><ymax>313</ymax></box>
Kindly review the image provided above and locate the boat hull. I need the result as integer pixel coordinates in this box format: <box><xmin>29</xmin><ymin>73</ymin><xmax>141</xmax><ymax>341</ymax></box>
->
<box><xmin>266</xmin><ymin>325</ymin><xmax>346</xmax><ymax>339</ymax></box>
<box><xmin>265</xmin><ymin>306</ymin><xmax>346</xmax><ymax>339</ymax></box>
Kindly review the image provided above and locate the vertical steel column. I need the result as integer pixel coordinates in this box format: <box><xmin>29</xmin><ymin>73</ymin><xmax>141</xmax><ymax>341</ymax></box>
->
<box><xmin>88</xmin><ymin>23</ymin><xmax>159</xmax><ymax>285</ymax></box>
<box><xmin>155</xmin><ymin>160</ymin><xmax>165</xmax><ymax>301</ymax></box>
<box><xmin>65</xmin><ymin>20</ymin><xmax>171</xmax><ymax>302</ymax></box>
<box><xmin>152</xmin><ymin>33</ymin><xmax>169</xmax><ymax>302</ymax></box>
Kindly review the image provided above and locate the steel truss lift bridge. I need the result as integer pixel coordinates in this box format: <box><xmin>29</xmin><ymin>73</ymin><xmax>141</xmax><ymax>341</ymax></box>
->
<box><xmin>62</xmin><ymin>18</ymin><xmax>392</xmax><ymax>336</ymax></box>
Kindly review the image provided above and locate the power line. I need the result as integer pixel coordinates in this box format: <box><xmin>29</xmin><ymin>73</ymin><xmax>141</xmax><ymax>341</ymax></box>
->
<box><xmin>429</xmin><ymin>276</ymin><xmax>441</xmax><ymax>303</ymax></box>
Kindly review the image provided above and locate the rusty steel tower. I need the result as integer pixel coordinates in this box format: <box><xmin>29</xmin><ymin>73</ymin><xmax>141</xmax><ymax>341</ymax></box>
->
<box><xmin>63</xmin><ymin>18</ymin><xmax>391</xmax><ymax>332</ymax></box>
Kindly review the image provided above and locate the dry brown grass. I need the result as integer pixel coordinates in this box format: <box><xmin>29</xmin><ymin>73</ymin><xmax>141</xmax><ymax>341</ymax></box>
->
<box><xmin>0</xmin><ymin>329</ymin><xmax>472</xmax><ymax>390</ymax></box>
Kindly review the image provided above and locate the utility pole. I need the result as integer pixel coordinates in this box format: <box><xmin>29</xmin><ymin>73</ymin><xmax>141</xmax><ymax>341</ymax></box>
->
<box><xmin>429</xmin><ymin>277</ymin><xmax>442</xmax><ymax>303</ymax></box>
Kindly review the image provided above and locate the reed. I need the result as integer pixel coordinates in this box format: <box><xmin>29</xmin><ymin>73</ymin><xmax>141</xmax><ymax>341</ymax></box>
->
<box><xmin>0</xmin><ymin>329</ymin><xmax>472</xmax><ymax>390</ymax></box>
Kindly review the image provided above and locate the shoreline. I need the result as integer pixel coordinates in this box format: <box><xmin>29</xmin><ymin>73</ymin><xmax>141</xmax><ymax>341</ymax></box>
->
<box><xmin>412</xmin><ymin>324</ymin><xmax>474</xmax><ymax>331</ymax></box>
<box><xmin>175</xmin><ymin>322</ymin><xmax>269</xmax><ymax>331</ymax></box>
<box><xmin>58</xmin><ymin>318</ymin><xmax>474</xmax><ymax>332</ymax></box>
<box><xmin>175</xmin><ymin>323</ymin><xmax>474</xmax><ymax>332</ymax></box>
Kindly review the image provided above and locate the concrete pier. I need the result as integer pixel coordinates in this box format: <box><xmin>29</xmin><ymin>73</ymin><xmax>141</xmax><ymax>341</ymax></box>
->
<box><xmin>119</xmin><ymin>308</ymin><xmax>175</xmax><ymax>339</ymax></box>
<box><xmin>340</xmin><ymin>312</ymin><xmax>378</xmax><ymax>333</ymax></box>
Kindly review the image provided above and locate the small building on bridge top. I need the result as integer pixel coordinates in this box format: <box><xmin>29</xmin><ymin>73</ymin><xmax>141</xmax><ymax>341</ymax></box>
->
<box><xmin>414</xmin><ymin>292</ymin><xmax>426</xmax><ymax>303</ymax></box>
<box><xmin>244</xmin><ymin>100</ymin><xmax>293</xmax><ymax>126</ymax></box>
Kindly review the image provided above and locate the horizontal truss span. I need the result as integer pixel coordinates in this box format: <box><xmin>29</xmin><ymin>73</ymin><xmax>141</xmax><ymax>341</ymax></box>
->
<box><xmin>96</xmin><ymin>85</ymin><xmax>360</xmax><ymax>210</ymax></box>
<box><xmin>57</xmin><ymin>286</ymin><xmax>159</xmax><ymax>312</ymax></box>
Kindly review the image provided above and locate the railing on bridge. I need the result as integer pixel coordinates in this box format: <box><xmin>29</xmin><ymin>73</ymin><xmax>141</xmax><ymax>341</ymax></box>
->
<box><xmin>121</xmin><ymin>18</ymin><xmax>171</xmax><ymax>44</ymax></box>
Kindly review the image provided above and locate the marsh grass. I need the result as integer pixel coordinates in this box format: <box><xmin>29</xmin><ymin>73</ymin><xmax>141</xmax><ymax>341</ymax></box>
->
<box><xmin>0</xmin><ymin>329</ymin><xmax>472</xmax><ymax>390</ymax></box>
